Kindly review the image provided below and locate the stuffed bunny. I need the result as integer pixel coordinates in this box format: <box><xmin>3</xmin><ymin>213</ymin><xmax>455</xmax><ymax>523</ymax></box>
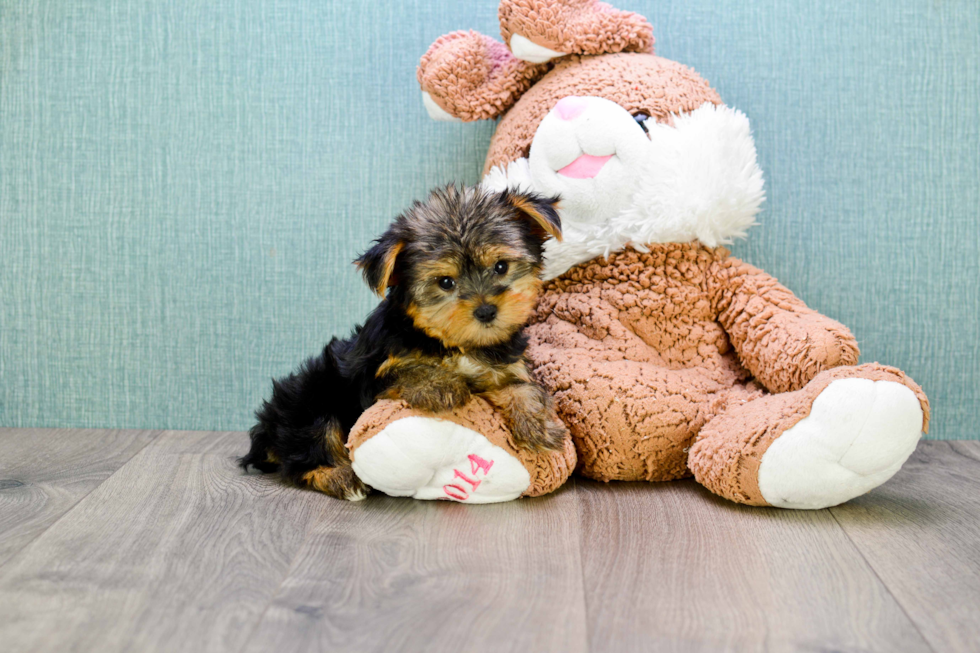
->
<box><xmin>347</xmin><ymin>0</ymin><xmax>929</xmax><ymax>508</ymax></box>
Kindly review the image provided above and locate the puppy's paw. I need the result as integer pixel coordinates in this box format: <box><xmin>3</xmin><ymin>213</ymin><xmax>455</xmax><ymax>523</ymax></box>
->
<box><xmin>545</xmin><ymin>417</ymin><xmax>569</xmax><ymax>449</ymax></box>
<box><xmin>483</xmin><ymin>382</ymin><xmax>566</xmax><ymax>452</ymax></box>
<box><xmin>301</xmin><ymin>464</ymin><xmax>370</xmax><ymax>501</ymax></box>
<box><xmin>509</xmin><ymin>410</ymin><xmax>566</xmax><ymax>452</ymax></box>
<box><xmin>397</xmin><ymin>380</ymin><xmax>472</xmax><ymax>414</ymax></box>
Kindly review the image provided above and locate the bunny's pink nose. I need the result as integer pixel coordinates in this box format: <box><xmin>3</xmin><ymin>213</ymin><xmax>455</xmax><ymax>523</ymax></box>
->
<box><xmin>554</xmin><ymin>96</ymin><xmax>588</xmax><ymax>121</ymax></box>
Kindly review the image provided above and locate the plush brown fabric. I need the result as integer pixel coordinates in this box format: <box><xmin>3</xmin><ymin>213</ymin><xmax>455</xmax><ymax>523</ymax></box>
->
<box><xmin>688</xmin><ymin>363</ymin><xmax>931</xmax><ymax>505</ymax></box>
<box><xmin>380</xmin><ymin>0</ymin><xmax>932</xmax><ymax>505</ymax></box>
<box><xmin>348</xmin><ymin>398</ymin><xmax>577</xmax><ymax>498</ymax></box>
<box><xmin>711</xmin><ymin>257</ymin><xmax>861</xmax><ymax>394</ymax></box>
<box><xmin>524</xmin><ymin>245</ymin><xmax>770</xmax><ymax>481</ymax></box>
<box><xmin>483</xmin><ymin>53</ymin><xmax>720</xmax><ymax>173</ymax></box>
<box><xmin>498</xmin><ymin>0</ymin><xmax>655</xmax><ymax>57</ymax></box>
<box><xmin>524</xmin><ymin>245</ymin><xmax>929</xmax><ymax>486</ymax></box>
<box><xmin>418</xmin><ymin>30</ymin><xmax>548</xmax><ymax>122</ymax></box>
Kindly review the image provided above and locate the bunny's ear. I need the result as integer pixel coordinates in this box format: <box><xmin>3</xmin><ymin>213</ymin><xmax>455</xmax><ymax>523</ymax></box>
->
<box><xmin>499</xmin><ymin>0</ymin><xmax>655</xmax><ymax>63</ymax></box>
<box><xmin>418</xmin><ymin>30</ymin><xmax>548</xmax><ymax>122</ymax></box>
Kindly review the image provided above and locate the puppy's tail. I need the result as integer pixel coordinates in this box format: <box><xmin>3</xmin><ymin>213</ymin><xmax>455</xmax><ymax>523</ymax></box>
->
<box><xmin>238</xmin><ymin>399</ymin><xmax>282</xmax><ymax>474</ymax></box>
<box><xmin>239</xmin><ymin>345</ymin><xmax>369</xmax><ymax>501</ymax></box>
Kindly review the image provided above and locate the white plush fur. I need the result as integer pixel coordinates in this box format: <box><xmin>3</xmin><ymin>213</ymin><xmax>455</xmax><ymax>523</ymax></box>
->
<box><xmin>509</xmin><ymin>34</ymin><xmax>566</xmax><ymax>63</ymax></box>
<box><xmin>758</xmin><ymin>379</ymin><xmax>924</xmax><ymax>510</ymax></box>
<box><xmin>351</xmin><ymin>416</ymin><xmax>531</xmax><ymax>503</ymax></box>
<box><xmin>422</xmin><ymin>91</ymin><xmax>462</xmax><ymax>122</ymax></box>
<box><xmin>482</xmin><ymin>99</ymin><xmax>765</xmax><ymax>279</ymax></box>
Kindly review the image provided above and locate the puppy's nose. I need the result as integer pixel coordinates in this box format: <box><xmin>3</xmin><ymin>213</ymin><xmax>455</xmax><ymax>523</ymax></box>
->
<box><xmin>473</xmin><ymin>304</ymin><xmax>498</xmax><ymax>324</ymax></box>
<box><xmin>554</xmin><ymin>96</ymin><xmax>587</xmax><ymax>121</ymax></box>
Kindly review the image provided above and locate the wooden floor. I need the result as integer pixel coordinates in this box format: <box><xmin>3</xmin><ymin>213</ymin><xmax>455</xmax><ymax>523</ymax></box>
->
<box><xmin>0</xmin><ymin>429</ymin><xmax>978</xmax><ymax>653</ymax></box>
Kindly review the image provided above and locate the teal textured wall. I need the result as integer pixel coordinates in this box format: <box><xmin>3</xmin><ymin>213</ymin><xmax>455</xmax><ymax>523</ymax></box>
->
<box><xmin>1</xmin><ymin>1</ymin><xmax>977</xmax><ymax>437</ymax></box>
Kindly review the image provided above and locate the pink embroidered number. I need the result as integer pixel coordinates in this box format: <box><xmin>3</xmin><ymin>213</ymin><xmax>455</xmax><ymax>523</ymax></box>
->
<box><xmin>442</xmin><ymin>454</ymin><xmax>495</xmax><ymax>501</ymax></box>
<box><xmin>469</xmin><ymin>454</ymin><xmax>493</xmax><ymax>476</ymax></box>
<box><xmin>443</xmin><ymin>484</ymin><xmax>469</xmax><ymax>501</ymax></box>
<box><xmin>454</xmin><ymin>469</ymin><xmax>480</xmax><ymax>491</ymax></box>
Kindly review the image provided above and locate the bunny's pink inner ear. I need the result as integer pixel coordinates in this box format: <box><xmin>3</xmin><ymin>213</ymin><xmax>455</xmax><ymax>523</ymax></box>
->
<box><xmin>417</xmin><ymin>30</ymin><xmax>548</xmax><ymax>122</ymax></box>
<box><xmin>499</xmin><ymin>0</ymin><xmax>655</xmax><ymax>62</ymax></box>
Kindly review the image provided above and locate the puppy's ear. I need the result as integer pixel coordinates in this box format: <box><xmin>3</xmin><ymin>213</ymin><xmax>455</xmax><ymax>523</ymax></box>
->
<box><xmin>504</xmin><ymin>190</ymin><xmax>562</xmax><ymax>243</ymax></box>
<box><xmin>354</xmin><ymin>229</ymin><xmax>405</xmax><ymax>297</ymax></box>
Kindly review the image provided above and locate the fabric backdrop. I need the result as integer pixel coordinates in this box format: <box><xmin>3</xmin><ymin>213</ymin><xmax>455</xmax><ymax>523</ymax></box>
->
<box><xmin>1</xmin><ymin>0</ymin><xmax>977</xmax><ymax>438</ymax></box>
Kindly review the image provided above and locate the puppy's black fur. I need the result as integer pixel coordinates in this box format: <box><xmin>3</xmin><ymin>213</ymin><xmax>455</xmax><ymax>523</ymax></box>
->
<box><xmin>240</xmin><ymin>185</ymin><xmax>563</xmax><ymax>500</ymax></box>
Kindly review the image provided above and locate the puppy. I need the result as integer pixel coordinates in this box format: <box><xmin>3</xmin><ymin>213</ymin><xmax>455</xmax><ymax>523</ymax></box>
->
<box><xmin>240</xmin><ymin>185</ymin><xmax>565</xmax><ymax>500</ymax></box>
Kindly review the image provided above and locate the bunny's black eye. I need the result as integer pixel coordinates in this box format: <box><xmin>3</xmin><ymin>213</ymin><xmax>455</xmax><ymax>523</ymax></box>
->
<box><xmin>493</xmin><ymin>261</ymin><xmax>509</xmax><ymax>275</ymax></box>
<box><xmin>437</xmin><ymin>276</ymin><xmax>456</xmax><ymax>291</ymax></box>
<box><xmin>632</xmin><ymin>112</ymin><xmax>650</xmax><ymax>134</ymax></box>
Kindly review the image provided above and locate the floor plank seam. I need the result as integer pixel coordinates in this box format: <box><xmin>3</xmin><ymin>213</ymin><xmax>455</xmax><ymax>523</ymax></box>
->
<box><xmin>571</xmin><ymin>478</ymin><xmax>594</xmax><ymax>653</ymax></box>
<box><xmin>0</xmin><ymin>429</ymin><xmax>166</xmax><ymax>574</ymax></box>
<box><xmin>233</xmin><ymin>495</ymin><xmax>329</xmax><ymax>653</ymax></box>
<box><xmin>827</xmin><ymin>508</ymin><xmax>938</xmax><ymax>653</ymax></box>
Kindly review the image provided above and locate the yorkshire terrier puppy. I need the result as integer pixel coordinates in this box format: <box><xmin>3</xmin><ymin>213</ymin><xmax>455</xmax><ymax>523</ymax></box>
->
<box><xmin>240</xmin><ymin>185</ymin><xmax>565</xmax><ymax>500</ymax></box>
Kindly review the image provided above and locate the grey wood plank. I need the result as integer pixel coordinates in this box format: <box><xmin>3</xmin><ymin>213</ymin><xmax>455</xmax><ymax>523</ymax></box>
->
<box><xmin>0</xmin><ymin>428</ymin><xmax>159</xmax><ymax>568</ymax></box>
<box><xmin>242</xmin><ymin>483</ymin><xmax>589</xmax><ymax>653</ymax></box>
<box><xmin>0</xmin><ymin>429</ymin><xmax>328</xmax><ymax>653</ymax></box>
<box><xmin>831</xmin><ymin>441</ymin><xmax>980</xmax><ymax>653</ymax></box>
<box><xmin>577</xmin><ymin>478</ymin><xmax>933</xmax><ymax>653</ymax></box>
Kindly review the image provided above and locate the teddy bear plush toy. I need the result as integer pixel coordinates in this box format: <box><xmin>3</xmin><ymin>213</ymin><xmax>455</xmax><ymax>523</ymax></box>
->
<box><xmin>346</xmin><ymin>0</ymin><xmax>931</xmax><ymax>509</ymax></box>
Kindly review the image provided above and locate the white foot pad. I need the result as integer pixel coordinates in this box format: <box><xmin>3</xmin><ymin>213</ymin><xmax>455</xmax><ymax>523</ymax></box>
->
<box><xmin>758</xmin><ymin>379</ymin><xmax>923</xmax><ymax>510</ymax></box>
<box><xmin>350</xmin><ymin>416</ymin><xmax>530</xmax><ymax>503</ymax></box>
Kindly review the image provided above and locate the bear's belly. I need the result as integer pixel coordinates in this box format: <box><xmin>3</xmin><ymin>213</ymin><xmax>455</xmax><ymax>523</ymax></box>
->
<box><xmin>620</xmin><ymin>311</ymin><xmax>738</xmax><ymax>371</ymax></box>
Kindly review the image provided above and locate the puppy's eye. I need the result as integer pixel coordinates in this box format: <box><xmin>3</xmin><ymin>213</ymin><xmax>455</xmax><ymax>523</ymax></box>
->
<box><xmin>493</xmin><ymin>261</ymin><xmax>509</xmax><ymax>276</ymax></box>
<box><xmin>437</xmin><ymin>276</ymin><xmax>456</xmax><ymax>291</ymax></box>
<box><xmin>632</xmin><ymin>112</ymin><xmax>650</xmax><ymax>134</ymax></box>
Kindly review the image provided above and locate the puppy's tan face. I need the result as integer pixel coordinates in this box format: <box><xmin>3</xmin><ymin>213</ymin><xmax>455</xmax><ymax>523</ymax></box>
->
<box><xmin>355</xmin><ymin>186</ymin><xmax>561</xmax><ymax>349</ymax></box>
<box><xmin>406</xmin><ymin>243</ymin><xmax>543</xmax><ymax>349</ymax></box>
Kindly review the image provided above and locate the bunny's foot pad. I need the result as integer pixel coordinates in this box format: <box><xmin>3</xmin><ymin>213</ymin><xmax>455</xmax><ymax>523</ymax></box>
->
<box><xmin>348</xmin><ymin>398</ymin><xmax>577</xmax><ymax>502</ymax></box>
<box><xmin>351</xmin><ymin>416</ymin><xmax>531</xmax><ymax>503</ymax></box>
